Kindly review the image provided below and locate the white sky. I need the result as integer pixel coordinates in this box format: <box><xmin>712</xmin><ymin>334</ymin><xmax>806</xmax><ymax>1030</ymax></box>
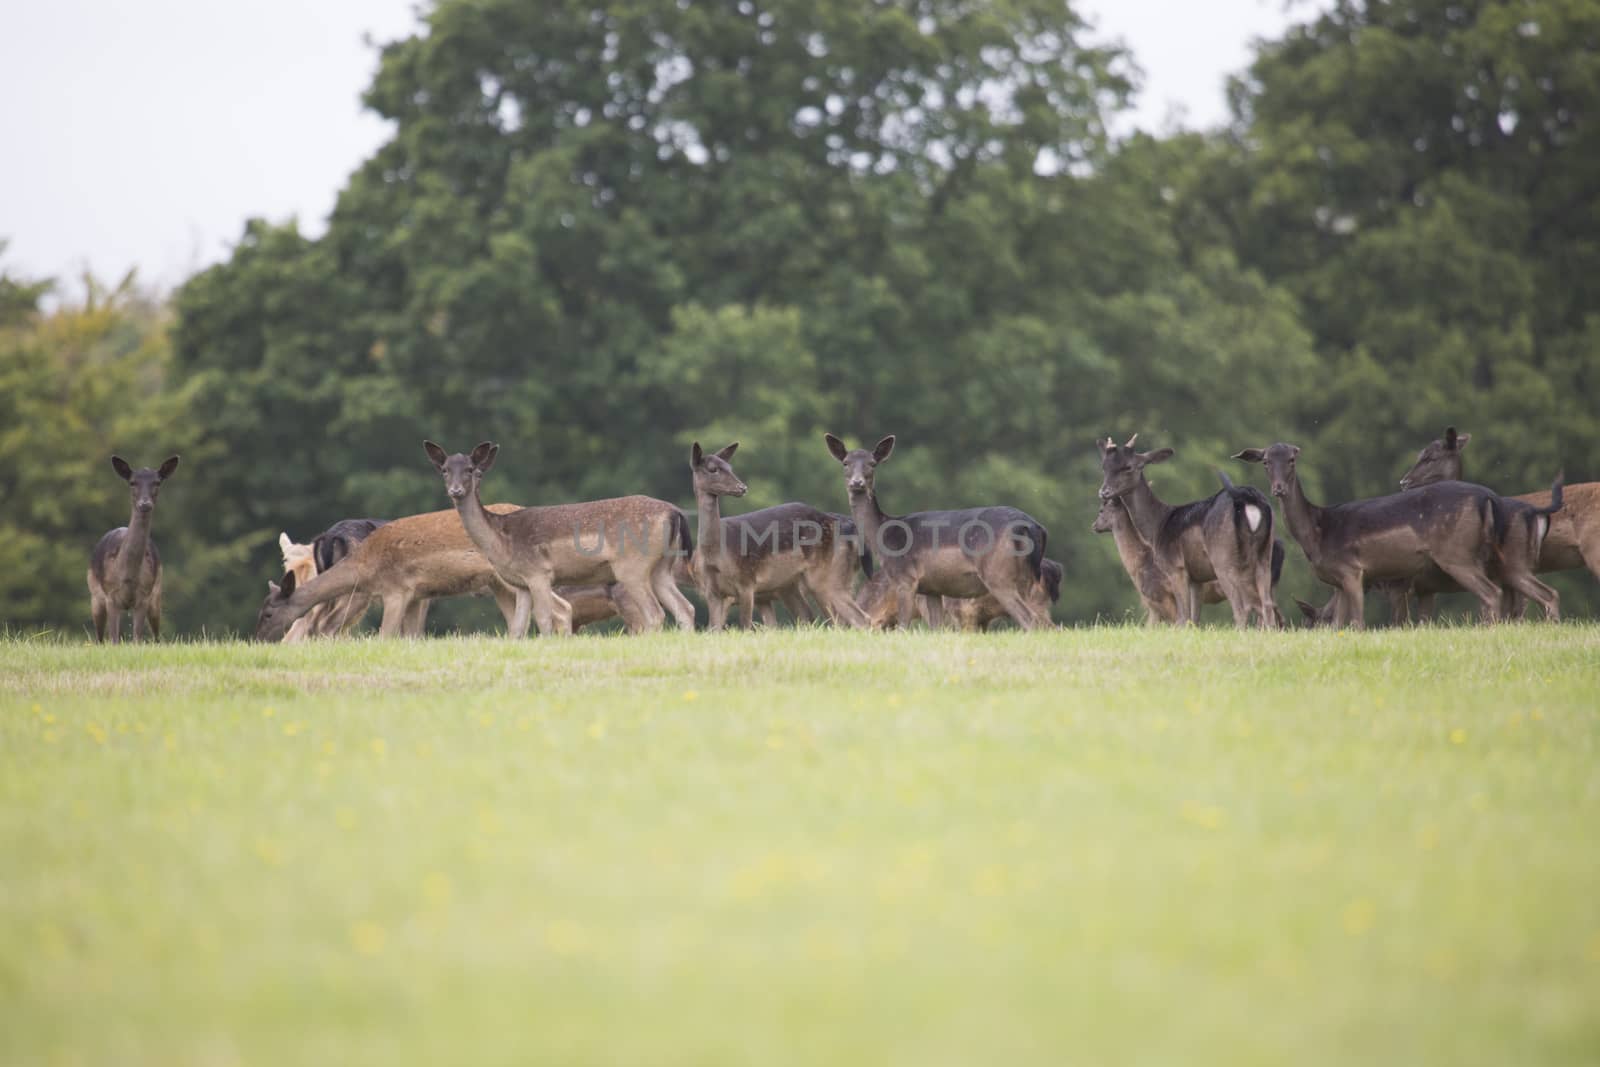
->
<box><xmin>0</xmin><ymin>0</ymin><xmax>1304</xmax><ymax>292</ymax></box>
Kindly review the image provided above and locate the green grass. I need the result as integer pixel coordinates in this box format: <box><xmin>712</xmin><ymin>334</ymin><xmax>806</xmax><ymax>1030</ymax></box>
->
<box><xmin>3</xmin><ymin>627</ymin><xmax>1599</xmax><ymax>1066</ymax></box>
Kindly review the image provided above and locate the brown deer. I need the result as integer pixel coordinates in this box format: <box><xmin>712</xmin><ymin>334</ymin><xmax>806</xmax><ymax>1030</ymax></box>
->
<box><xmin>424</xmin><ymin>441</ymin><xmax>695</xmax><ymax>635</ymax></box>
<box><xmin>255</xmin><ymin>505</ymin><xmax>524</xmax><ymax>640</ymax></box>
<box><xmin>88</xmin><ymin>455</ymin><xmax>179</xmax><ymax>643</ymax></box>
<box><xmin>824</xmin><ymin>434</ymin><xmax>1049</xmax><ymax>630</ymax></box>
<box><xmin>1232</xmin><ymin>442</ymin><xmax>1508</xmax><ymax>628</ymax></box>
<box><xmin>941</xmin><ymin>559</ymin><xmax>1063</xmax><ymax>630</ymax></box>
<box><xmin>1393</xmin><ymin>425</ymin><xmax>1570</xmax><ymax>620</ymax></box>
<box><xmin>690</xmin><ymin>442</ymin><xmax>869</xmax><ymax>629</ymax></box>
<box><xmin>1098</xmin><ymin>437</ymin><xmax>1279</xmax><ymax>628</ymax></box>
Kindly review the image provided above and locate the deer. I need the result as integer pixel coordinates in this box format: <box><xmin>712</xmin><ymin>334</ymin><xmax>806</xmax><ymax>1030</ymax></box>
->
<box><xmin>1393</xmin><ymin>425</ymin><xmax>1571</xmax><ymax>620</ymax></box>
<box><xmin>1097</xmin><ymin>437</ymin><xmax>1280</xmax><ymax>629</ymax></box>
<box><xmin>256</xmin><ymin>505</ymin><xmax>526</xmax><ymax>640</ymax></box>
<box><xmin>689</xmin><ymin>442</ymin><xmax>870</xmax><ymax>629</ymax></box>
<box><xmin>88</xmin><ymin>455</ymin><xmax>179</xmax><ymax>643</ymax></box>
<box><xmin>941</xmin><ymin>559</ymin><xmax>1064</xmax><ymax>630</ymax></box>
<box><xmin>1232</xmin><ymin>442</ymin><xmax>1509</xmax><ymax>628</ymax></box>
<box><xmin>277</xmin><ymin>519</ymin><xmax>390</xmax><ymax>640</ymax></box>
<box><xmin>424</xmin><ymin>441</ymin><xmax>695</xmax><ymax>636</ymax></box>
<box><xmin>1093</xmin><ymin>495</ymin><xmax>1223</xmax><ymax>624</ymax></box>
<box><xmin>824</xmin><ymin>434</ymin><xmax>1049</xmax><ymax>630</ymax></box>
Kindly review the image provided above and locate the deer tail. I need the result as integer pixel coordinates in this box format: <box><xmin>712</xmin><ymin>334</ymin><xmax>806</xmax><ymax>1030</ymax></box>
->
<box><xmin>1023</xmin><ymin>521</ymin><xmax>1046</xmax><ymax>581</ymax></box>
<box><xmin>669</xmin><ymin>507</ymin><xmax>694</xmax><ymax>561</ymax></box>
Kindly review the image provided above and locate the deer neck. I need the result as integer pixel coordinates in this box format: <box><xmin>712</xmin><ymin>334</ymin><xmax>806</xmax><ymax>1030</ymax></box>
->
<box><xmin>283</xmin><ymin>564</ymin><xmax>361</xmax><ymax>627</ymax></box>
<box><xmin>1109</xmin><ymin>506</ymin><xmax>1154</xmax><ymax>576</ymax></box>
<box><xmin>454</xmin><ymin>486</ymin><xmax>515</xmax><ymax>572</ymax></box>
<box><xmin>1278</xmin><ymin>475</ymin><xmax>1323</xmax><ymax>557</ymax></box>
<box><xmin>117</xmin><ymin>504</ymin><xmax>154</xmax><ymax>589</ymax></box>
<box><xmin>695</xmin><ymin>489</ymin><xmax>725</xmax><ymax>564</ymax></box>
<box><xmin>848</xmin><ymin>490</ymin><xmax>888</xmax><ymax>560</ymax></box>
<box><xmin>1118</xmin><ymin>478</ymin><xmax>1172</xmax><ymax>550</ymax></box>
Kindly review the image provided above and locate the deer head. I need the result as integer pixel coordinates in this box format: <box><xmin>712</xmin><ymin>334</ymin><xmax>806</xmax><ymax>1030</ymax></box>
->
<box><xmin>824</xmin><ymin>433</ymin><xmax>895</xmax><ymax>499</ymax></box>
<box><xmin>111</xmin><ymin>454</ymin><xmax>179</xmax><ymax>515</ymax></box>
<box><xmin>1398</xmin><ymin>425</ymin><xmax>1469</xmax><ymax>491</ymax></box>
<box><xmin>424</xmin><ymin>440</ymin><xmax>498</xmax><ymax>502</ymax></box>
<box><xmin>1096</xmin><ymin>435</ymin><xmax>1173</xmax><ymax>501</ymax></box>
<box><xmin>1231</xmin><ymin>443</ymin><xmax>1301</xmax><ymax>499</ymax></box>
<box><xmin>690</xmin><ymin>441</ymin><xmax>747</xmax><ymax>498</ymax></box>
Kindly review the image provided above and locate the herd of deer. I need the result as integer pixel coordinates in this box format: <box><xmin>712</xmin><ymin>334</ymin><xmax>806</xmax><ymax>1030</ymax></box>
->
<box><xmin>85</xmin><ymin>426</ymin><xmax>1597</xmax><ymax>643</ymax></box>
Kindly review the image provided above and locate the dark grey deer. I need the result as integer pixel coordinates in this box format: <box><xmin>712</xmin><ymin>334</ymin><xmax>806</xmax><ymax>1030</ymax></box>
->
<box><xmin>1394</xmin><ymin>425</ymin><xmax>1565</xmax><ymax>621</ymax></box>
<box><xmin>690</xmin><ymin>442</ymin><xmax>869</xmax><ymax>629</ymax></box>
<box><xmin>1097</xmin><ymin>437</ymin><xmax>1279</xmax><ymax>628</ymax></box>
<box><xmin>1233</xmin><ymin>442</ymin><xmax>1507</xmax><ymax>628</ymax></box>
<box><xmin>824</xmin><ymin>434</ymin><xmax>1049</xmax><ymax>630</ymax></box>
<box><xmin>88</xmin><ymin>455</ymin><xmax>179</xmax><ymax>643</ymax></box>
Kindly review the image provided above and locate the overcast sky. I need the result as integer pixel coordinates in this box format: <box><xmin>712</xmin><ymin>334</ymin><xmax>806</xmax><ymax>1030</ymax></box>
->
<box><xmin>0</xmin><ymin>0</ymin><xmax>1303</xmax><ymax>292</ymax></box>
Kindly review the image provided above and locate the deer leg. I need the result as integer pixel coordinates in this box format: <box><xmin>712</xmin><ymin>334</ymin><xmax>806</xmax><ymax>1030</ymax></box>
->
<box><xmin>703</xmin><ymin>592</ymin><xmax>728</xmax><ymax>631</ymax></box>
<box><xmin>1503</xmin><ymin>571</ymin><xmax>1559</xmax><ymax>622</ymax></box>
<box><xmin>758</xmin><ymin>597</ymin><xmax>779</xmax><ymax>627</ymax></box>
<box><xmin>106</xmin><ymin>605</ymin><xmax>123</xmax><ymax>644</ymax></box>
<box><xmin>921</xmin><ymin>595</ymin><xmax>945</xmax><ymax>630</ymax></box>
<box><xmin>1432</xmin><ymin>561</ymin><xmax>1500</xmax><ymax>624</ymax></box>
<box><xmin>91</xmin><ymin>595</ymin><xmax>108</xmax><ymax>644</ymax></box>
<box><xmin>650</xmin><ymin>564</ymin><xmax>697</xmax><ymax>630</ymax></box>
<box><xmin>1334</xmin><ymin>576</ymin><xmax>1365</xmax><ymax>630</ymax></box>
<box><xmin>738</xmin><ymin>585</ymin><xmax>760</xmax><ymax>629</ymax></box>
<box><xmin>983</xmin><ymin>583</ymin><xmax>1041</xmax><ymax>631</ymax></box>
<box><xmin>377</xmin><ymin>594</ymin><xmax>410</xmax><ymax>637</ymax></box>
<box><xmin>490</xmin><ymin>582</ymin><xmax>521</xmax><ymax>634</ymax></box>
<box><xmin>610</xmin><ymin>558</ymin><xmax>665</xmax><ymax>633</ymax></box>
<box><xmin>131</xmin><ymin>605</ymin><xmax>147</xmax><ymax>643</ymax></box>
<box><xmin>401</xmin><ymin>597</ymin><xmax>430</xmax><ymax>637</ymax></box>
<box><xmin>780</xmin><ymin>585</ymin><xmax>813</xmax><ymax>625</ymax></box>
<box><xmin>894</xmin><ymin>584</ymin><xmax>918</xmax><ymax>632</ymax></box>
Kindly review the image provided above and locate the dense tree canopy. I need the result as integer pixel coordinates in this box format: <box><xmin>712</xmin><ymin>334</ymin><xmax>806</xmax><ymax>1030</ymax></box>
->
<box><xmin>4</xmin><ymin>0</ymin><xmax>1597</xmax><ymax>635</ymax></box>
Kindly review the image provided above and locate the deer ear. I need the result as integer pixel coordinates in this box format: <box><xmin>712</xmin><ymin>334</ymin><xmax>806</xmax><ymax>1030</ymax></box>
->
<box><xmin>157</xmin><ymin>455</ymin><xmax>180</xmax><ymax>480</ymax></box>
<box><xmin>469</xmin><ymin>442</ymin><xmax>498</xmax><ymax>473</ymax></box>
<box><xmin>1232</xmin><ymin>449</ymin><xmax>1265</xmax><ymax>464</ymax></box>
<box><xmin>111</xmin><ymin>455</ymin><xmax>133</xmax><ymax>481</ymax></box>
<box><xmin>692</xmin><ymin>441</ymin><xmax>705</xmax><ymax>467</ymax></box>
<box><xmin>279</xmin><ymin>533</ymin><xmax>293</xmax><ymax>554</ymax></box>
<box><xmin>1140</xmin><ymin>447</ymin><xmax>1174</xmax><ymax>466</ymax></box>
<box><xmin>280</xmin><ymin>570</ymin><xmax>297</xmax><ymax>596</ymax></box>
<box><xmin>423</xmin><ymin>440</ymin><xmax>449</xmax><ymax>472</ymax></box>
<box><xmin>715</xmin><ymin>442</ymin><xmax>739</xmax><ymax>462</ymax></box>
<box><xmin>872</xmin><ymin>435</ymin><xmax>896</xmax><ymax>463</ymax></box>
<box><xmin>1453</xmin><ymin>432</ymin><xmax>1470</xmax><ymax>450</ymax></box>
<box><xmin>824</xmin><ymin>434</ymin><xmax>848</xmax><ymax>462</ymax></box>
<box><xmin>267</xmin><ymin>580</ymin><xmax>281</xmax><ymax>597</ymax></box>
<box><xmin>1099</xmin><ymin>437</ymin><xmax>1117</xmax><ymax>455</ymax></box>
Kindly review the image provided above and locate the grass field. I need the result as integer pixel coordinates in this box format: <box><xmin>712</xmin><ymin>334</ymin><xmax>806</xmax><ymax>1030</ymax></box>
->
<box><xmin>2</xmin><ymin>626</ymin><xmax>1599</xmax><ymax>1066</ymax></box>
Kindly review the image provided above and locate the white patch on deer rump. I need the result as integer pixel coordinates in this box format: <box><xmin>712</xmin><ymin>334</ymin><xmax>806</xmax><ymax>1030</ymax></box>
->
<box><xmin>1244</xmin><ymin>504</ymin><xmax>1264</xmax><ymax>532</ymax></box>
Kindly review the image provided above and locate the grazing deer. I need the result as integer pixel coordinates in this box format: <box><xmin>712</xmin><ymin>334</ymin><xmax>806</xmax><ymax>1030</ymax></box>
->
<box><xmin>1393</xmin><ymin>425</ymin><xmax>1569</xmax><ymax>620</ymax></box>
<box><xmin>88</xmin><ymin>455</ymin><xmax>179</xmax><ymax>643</ymax></box>
<box><xmin>690</xmin><ymin>442</ymin><xmax>869</xmax><ymax>629</ymax></box>
<box><xmin>1097</xmin><ymin>437</ymin><xmax>1279</xmax><ymax>628</ymax></box>
<box><xmin>255</xmin><ymin>505</ymin><xmax>525</xmax><ymax>640</ymax></box>
<box><xmin>424</xmin><ymin>441</ymin><xmax>695</xmax><ymax>636</ymax></box>
<box><xmin>1232</xmin><ymin>442</ymin><xmax>1508</xmax><ymax>628</ymax></box>
<box><xmin>278</xmin><ymin>519</ymin><xmax>392</xmax><ymax>640</ymax></box>
<box><xmin>824</xmin><ymin>434</ymin><xmax>1049</xmax><ymax>630</ymax></box>
<box><xmin>942</xmin><ymin>558</ymin><xmax>1064</xmax><ymax>630</ymax></box>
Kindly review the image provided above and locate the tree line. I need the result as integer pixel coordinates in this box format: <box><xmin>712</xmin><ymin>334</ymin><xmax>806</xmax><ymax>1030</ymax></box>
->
<box><xmin>4</xmin><ymin>0</ymin><xmax>1597</xmax><ymax>635</ymax></box>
